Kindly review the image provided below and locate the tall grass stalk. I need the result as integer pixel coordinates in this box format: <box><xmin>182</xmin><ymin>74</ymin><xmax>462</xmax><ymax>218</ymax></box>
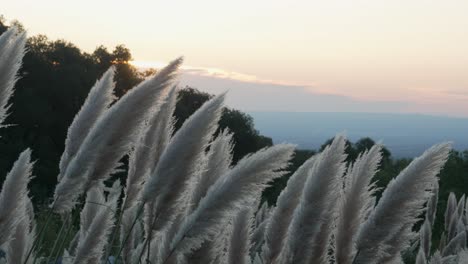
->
<box><xmin>53</xmin><ymin>209</ymin><xmax>80</xmax><ymax>264</ymax></box>
<box><xmin>114</xmin><ymin>203</ymin><xmax>145</xmax><ymax>264</ymax></box>
<box><xmin>28</xmin><ymin>201</ymin><xmax>57</xmax><ymax>264</ymax></box>
<box><xmin>46</xmin><ymin>214</ymin><xmax>71</xmax><ymax>264</ymax></box>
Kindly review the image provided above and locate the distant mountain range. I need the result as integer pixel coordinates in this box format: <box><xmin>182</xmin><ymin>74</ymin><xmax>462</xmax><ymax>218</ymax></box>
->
<box><xmin>249</xmin><ymin>112</ymin><xmax>468</xmax><ymax>158</ymax></box>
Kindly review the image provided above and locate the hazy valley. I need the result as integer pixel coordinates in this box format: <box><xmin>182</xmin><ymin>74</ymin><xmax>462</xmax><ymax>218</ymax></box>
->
<box><xmin>250</xmin><ymin>112</ymin><xmax>468</xmax><ymax>157</ymax></box>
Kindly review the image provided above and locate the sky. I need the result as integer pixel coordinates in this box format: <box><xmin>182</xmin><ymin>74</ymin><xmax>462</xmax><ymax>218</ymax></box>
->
<box><xmin>2</xmin><ymin>0</ymin><xmax>468</xmax><ymax>117</ymax></box>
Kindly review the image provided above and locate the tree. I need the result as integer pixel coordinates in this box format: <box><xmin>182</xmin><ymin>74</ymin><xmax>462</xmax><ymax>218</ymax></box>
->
<box><xmin>92</xmin><ymin>45</ymin><xmax>113</xmax><ymax>66</ymax></box>
<box><xmin>218</xmin><ymin>108</ymin><xmax>273</xmax><ymax>163</ymax></box>
<box><xmin>112</xmin><ymin>44</ymin><xmax>132</xmax><ymax>63</ymax></box>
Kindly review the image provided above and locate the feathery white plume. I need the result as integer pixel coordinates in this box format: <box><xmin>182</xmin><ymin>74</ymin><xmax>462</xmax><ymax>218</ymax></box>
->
<box><xmin>456</xmin><ymin>249</ymin><xmax>468</xmax><ymax>264</ymax></box>
<box><xmin>445</xmin><ymin>193</ymin><xmax>458</xmax><ymax>235</ymax></box>
<box><xmin>262</xmin><ymin>154</ymin><xmax>317</xmax><ymax>263</ymax></box>
<box><xmin>78</xmin><ymin>183</ymin><xmax>106</xmax><ymax>243</ymax></box>
<box><xmin>0</xmin><ymin>27</ymin><xmax>27</xmax><ymax>126</ymax></box>
<box><xmin>72</xmin><ymin>184</ymin><xmax>117</xmax><ymax>264</ymax></box>
<box><xmin>121</xmin><ymin>205</ymin><xmax>144</xmax><ymax>264</ymax></box>
<box><xmin>227</xmin><ymin>207</ymin><xmax>253</xmax><ymax>264</ymax></box>
<box><xmin>308</xmin><ymin>211</ymin><xmax>336</xmax><ymax>264</ymax></box>
<box><xmin>442</xmin><ymin>230</ymin><xmax>466</xmax><ymax>257</ymax></box>
<box><xmin>141</xmin><ymin>93</ymin><xmax>226</xmax><ymax>231</ymax></box>
<box><xmin>164</xmin><ymin>144</ymin><xmax>295</xmax><ymax>262</ymax></box>
<box><xmin>457</xmin><ymin>194</ymin><xmax>465</xmax><ymax>221</ymax></box>
<box><xmin>429</xmin><ymin>251</ymin><xmax>443</xmax><ymax>264</ymax></box>
<box><xmin>420</xmin><ymin>219</ymin><xmax>432</xmax><ymax>259</ymax></box>
<box><xmin>354</xmin><ymin>143</ymin><xmax>451</xmax><ymax>263</ymax></box>
<box><xmin>124</xmin><ymin>86</ymin><xmax>178</xmax><ymax>210</ymax></box>
<box><xmin>187</xmin><ymin>220</ymin><xmax>232</xmax><ymax>264</ymax></box>
<box><xmin>158</xmin><ymin>129</ymin><xmax>234</xmax><ymax>263</ymax></box>
<box><xmin>253</xmin><ymin>253</ymin><xmax>263</xmax><ymax>264</ymax></box>
<box><xmin>188</xmin><ymin>129</ymin><xmax>234</xmax><ymax>212</ymax></box>
<box><xmin>416</xmin><ymin>183</ymin><xmax>439</xmax><ymax>262</ymax></box>
<box><xmin>378</xmin><ymin>223</ymin><xmax>417</xmax><ymax>263</ymax></box>
<box><xmin>250</xmin><ymin>214</ymin><xmax>269</xmax><ymax>258</ymax></box>
<box><xmin>427</xmin><ymin>182</ymin><xmax>439</xmax><ymax>225</ymax></box>
<box><xmin>106</xmin><ymin>179</ymin><xmax>122</xmax><ymax>206</ymax></box>
<box><xmin>416</xmin><ymin>249</ymin><xmax>427</xmax><ymax>264</ymax></box>
<box><xmin>5</xmin><ymin>195</ymin><xmax>36</xmax><ymax>264</ymax></box>
<box><xmin>255</xmin><ymin>202</ymin><xmax>270</xmax><ymax>228</ymax></box>
<box><xmin>53</xmin><ymin>58</ymin><xmax>182</xmax><ymax>213</ymax></box>
<box><xmin>59</xmin><ymin>67</ymin><xmax>115</xmax><ymax>181</ymax></box>
<box><xmin>335</xmin><ymin>145</ymin><xmax>382</xmax><ymax>264</ymax></box>
<box><xmin>278</xmin><ymin>135</ymin><xmax>347</xmax><ymax>264</ymax></box>
<box><xmin>0</xmin><ymin>149</ymin><xmax>34</xmax><ymax>247</ymax></box>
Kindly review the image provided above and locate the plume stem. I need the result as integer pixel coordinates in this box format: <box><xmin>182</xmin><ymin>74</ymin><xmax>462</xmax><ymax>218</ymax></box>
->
<box><xmin>53</xmin><ymin>209</ymin><xmax>80</xmax><ymax>264</ymax></box>
<box><xmin>114</xmin><ymin>203</ymin><xmax>145</xmax><ymax>264</ymax></box>
<box><xmin>25</xmin><ymin>197</ymin><xmax>59</xmax><ymax>264</ymax></box>
<box><xmin>46</xmin><ymin>213</ymin><xmax>71</xmax><ymax>264</ymax></box>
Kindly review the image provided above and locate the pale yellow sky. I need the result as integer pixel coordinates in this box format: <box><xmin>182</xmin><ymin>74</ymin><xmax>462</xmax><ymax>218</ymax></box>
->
<box><xmin>2</xmin><ymin>0</ymin><xmax>468</xmax><ymax>116</ymax></box>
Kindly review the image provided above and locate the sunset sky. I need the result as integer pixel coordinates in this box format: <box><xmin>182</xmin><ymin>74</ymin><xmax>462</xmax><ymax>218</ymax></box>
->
<box><xmin>3</xmin><ymin>0</ymin><xmax>468</xmax><ymax>117</ymax></box>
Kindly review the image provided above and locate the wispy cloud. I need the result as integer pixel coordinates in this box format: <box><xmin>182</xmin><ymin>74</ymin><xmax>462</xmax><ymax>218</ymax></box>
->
<box><xmin>130</xmin><ymin>61</ymin><xmax>468</xmax><ymax>117</ymax></box>
<box><xmin>177</xmin><ymin>67</ymin><xmax>410</xmax><ymax>114</ymax></box>
<box><xmin>131</xmin><ymin>60</ymin><xmax>312</xmax><ymax>87</ymax></box>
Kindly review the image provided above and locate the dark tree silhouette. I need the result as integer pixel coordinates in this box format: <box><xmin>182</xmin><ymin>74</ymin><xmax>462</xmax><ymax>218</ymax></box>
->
<box><xmin>0</xmin><ymin>20</ymin><xmax>274</xmax><ymax>202</ymax></box>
